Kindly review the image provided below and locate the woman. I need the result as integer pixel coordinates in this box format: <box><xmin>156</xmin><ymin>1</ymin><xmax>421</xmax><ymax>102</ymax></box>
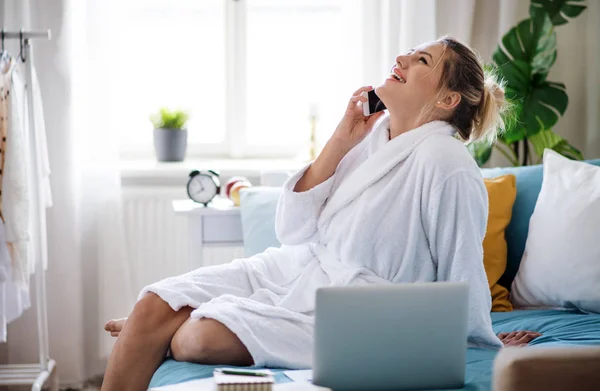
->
<box><xmin>101</xmin><ymin>37</ymin><xmax>540</xmax><ymax>391</ymax></box>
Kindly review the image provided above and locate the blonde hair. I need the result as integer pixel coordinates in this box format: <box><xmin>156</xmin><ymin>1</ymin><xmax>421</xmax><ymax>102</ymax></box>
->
<box><xmin>429</xmin><ymin>36</ymin><xmax>509</xmax><ymax>144</ymax></box>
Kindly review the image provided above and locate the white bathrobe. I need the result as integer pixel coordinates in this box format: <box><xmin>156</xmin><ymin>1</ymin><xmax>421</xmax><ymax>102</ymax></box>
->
<box><xmin>141</xmin><ymin>114</ymin><xmax>502</xmax><ymax>368</ymax></box>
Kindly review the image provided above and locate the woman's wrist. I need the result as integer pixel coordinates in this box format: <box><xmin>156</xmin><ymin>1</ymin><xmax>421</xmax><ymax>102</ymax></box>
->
<box><xmin>324</xmin><ymin>137</ymin><xmax>354</xmax><ymax>158</ymax></box>
<box><xmin>293</xmin><ymin>138</ymin><xmax>352</xmax><ymax>193</ymax></box>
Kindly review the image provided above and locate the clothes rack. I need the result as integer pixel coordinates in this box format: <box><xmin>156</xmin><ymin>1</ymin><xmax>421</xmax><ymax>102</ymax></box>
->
<box><xmin>0</xmin><ymin>29</ymin><xmax>57</xmax><ymax>391</ymax></box>
<box><xmin>1</xmin><ymin>30</ymin><xmax>51</xmax><ymax>40</ymax></box>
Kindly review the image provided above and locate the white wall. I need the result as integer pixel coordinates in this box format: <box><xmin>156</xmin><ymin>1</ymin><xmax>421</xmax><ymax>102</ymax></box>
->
<box><xmin>550</xmin><ymin>1</ymin><xmax>600</xmax><ymax>159</ymax></box>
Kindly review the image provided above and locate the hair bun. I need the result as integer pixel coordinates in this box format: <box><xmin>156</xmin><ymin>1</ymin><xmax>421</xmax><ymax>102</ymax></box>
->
<box><xmin>484</xmin><ymin>78</ymin><xmax>505</xmax><ymax>104</ymax></box>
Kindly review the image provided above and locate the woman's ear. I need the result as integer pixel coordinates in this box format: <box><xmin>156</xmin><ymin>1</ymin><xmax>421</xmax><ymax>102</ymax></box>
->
<box><xmin>436</xmin><ymin>91</ymin><xmax>461</xmax><ymax>111</ymax></box>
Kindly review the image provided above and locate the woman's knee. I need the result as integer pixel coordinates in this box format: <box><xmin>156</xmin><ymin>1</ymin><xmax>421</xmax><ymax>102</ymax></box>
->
<box><xmin>128</xmin><ymin>293</ymin><xmax>177</xmax><ymax>332</ymax></box>
<box><xmin>170</xmin><ymin>318</ymin><xmax>253</xmax><ymax>365</ymax></box>
<box><xmin>170</xmin><ymin>320</ymin><xmax>212</xmax><ymax>362</ymax></box>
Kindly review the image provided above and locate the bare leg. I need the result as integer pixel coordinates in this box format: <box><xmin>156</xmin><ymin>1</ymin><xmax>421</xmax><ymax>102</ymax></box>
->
<box><xmin>101</xmin><ymin>293</ymin><xmax>193</xmax><ymax>391</ymax></box>
<box><xmin>170</xmin><ymin>318</ymin><xmax>254</xmax><ymax>366</ymax></box>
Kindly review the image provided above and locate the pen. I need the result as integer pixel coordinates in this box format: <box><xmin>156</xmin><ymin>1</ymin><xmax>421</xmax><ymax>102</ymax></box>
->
<box><xmin>217</xmin><ymin>369</ymin><xmax>271</xmax><ymax>377</ymax></box>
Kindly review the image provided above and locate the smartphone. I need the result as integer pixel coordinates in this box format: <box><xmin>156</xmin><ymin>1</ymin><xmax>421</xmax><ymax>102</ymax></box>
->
<box><xmin>361</xmin><ymin>90</ymin><xmax>387</xmax><ymax>116</ymax></box>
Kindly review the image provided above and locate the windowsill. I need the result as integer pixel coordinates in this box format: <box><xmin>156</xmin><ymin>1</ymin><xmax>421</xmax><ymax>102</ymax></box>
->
<box><xmin>120</xmin><ymin>158</ymin><xmax>307</xmax><ymax>187</ymax></box>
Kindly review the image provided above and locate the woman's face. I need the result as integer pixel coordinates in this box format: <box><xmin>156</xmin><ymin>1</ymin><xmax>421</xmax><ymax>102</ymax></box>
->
<box><xmin>375</xmin><ymin>41</ymin><xmax>448</xmax><ymax>121</ymax></box>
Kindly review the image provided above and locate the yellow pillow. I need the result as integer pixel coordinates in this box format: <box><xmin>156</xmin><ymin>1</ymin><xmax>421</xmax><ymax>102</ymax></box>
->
<box><xmin>483</xmin><ymin>174</ymin><xmax>516</xmax><ymax>312</ymax></box>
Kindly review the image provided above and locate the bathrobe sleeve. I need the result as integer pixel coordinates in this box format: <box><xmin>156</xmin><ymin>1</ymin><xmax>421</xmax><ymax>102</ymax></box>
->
<box><xmin>424</xmin><ymin>171</ymin><xmax>503</xmax><ymax>349</ymax></box>
<box><xmin>275</xmin><ymin>162</ymin><xmax>336</xmax><ymax>245</ymax></box>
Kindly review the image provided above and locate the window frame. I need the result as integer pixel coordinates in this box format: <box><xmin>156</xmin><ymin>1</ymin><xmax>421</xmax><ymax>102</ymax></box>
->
<box><xmin>119</xmin><ymin>0</ymin><xmax>361</xmax><ymax>160</ymax></box>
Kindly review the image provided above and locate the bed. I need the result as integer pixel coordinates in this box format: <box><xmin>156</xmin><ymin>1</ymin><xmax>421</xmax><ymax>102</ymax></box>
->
<box><xmin>148</xmin><ymin>309</ymin><xmax>600</xmax><ymax>390</ymax></box>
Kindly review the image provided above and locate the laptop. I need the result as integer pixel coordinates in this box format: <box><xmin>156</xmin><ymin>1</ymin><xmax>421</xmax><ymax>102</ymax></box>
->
<box><xmin>313</xmin><ymin>282</ymin><xmax>469</xmax><ymax>391</ymax></box>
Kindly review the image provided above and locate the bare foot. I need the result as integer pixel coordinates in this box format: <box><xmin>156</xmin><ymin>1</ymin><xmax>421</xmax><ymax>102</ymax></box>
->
<box><xmin>104</xmin><ymin>318</ymin><xmax>127</xmax><ymax>338</ymax></box>
<box><xmin>498</xmin><ymin>330</ymin><xmax>542</xmax><ymax>347</ymax></box>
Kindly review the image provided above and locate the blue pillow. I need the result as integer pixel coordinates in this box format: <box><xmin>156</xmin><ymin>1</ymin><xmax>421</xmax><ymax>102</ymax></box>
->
<box><xmin>239</xmin><ymin>187</ymin><xmax>283</xmax><ymax>257</ymax></box>
<box><xmin>482</xmin><ymin>158</ymin><xmax>600</xmax><ymax>289</ymax></box>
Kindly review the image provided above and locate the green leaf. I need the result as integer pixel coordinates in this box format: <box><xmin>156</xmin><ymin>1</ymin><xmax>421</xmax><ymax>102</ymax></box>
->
<box><xmin>521</xmin><ymin>81</ymin><xmax>568</xmax><ymax>135</ymax></box>
<box><xmin>467</xmin><ymin>141</ymin><xmax>493</xmax><ymax>167</ymax></box>
<box><xmin>530</xmin><ymin>0</ymin><xmax>587</xmax><ymax>26</ymax></box>
<box><xmin>528</xmin><ymin>129</ymin><xmax>584</xmax><ymax>163</ymax></box>
<box><xmin>149</xmin><ymin>108</ymin><xmax>189</xmax><ymax>130</ymax></box>
<box><xmin>493</xmin><ymin>14</ymin><xmax>556</xmax><ymax>80</ymax></box>
<box><xmin>495</xmin><ymin>78</ymin><xmax>568</xmax><ymax>144</ymax></box>
<box><xmin>503</xmin><ymin>17</ymin><xmax>552</xmax><ymax>66</ymax></box>
<box><xmin>497</xmin><ymin>60</ymin><xmax>531</xmax><ymax>88</ymax></box>
<box><xmin>492</xmin><ymin>14</ymin><xmax>567</xmax><ymax>142</ymax></box>
<box><xmin>554</xmin><ymin>142</ymin><xmax>585</xmax><ymax>160</ymax></box>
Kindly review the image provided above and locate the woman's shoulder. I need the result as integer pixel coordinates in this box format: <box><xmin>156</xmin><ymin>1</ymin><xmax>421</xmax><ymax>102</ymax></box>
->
<box><xmin>414</xmin><ymin>133</ymin><xmax>483</xmax><ymax>185</ymax></box>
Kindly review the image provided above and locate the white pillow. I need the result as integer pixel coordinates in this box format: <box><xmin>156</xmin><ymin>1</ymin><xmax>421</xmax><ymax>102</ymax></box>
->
<box><xmin>511</xmin><ymin>149</ymin><xmax>600</xmax><ymax>313</ymax></box>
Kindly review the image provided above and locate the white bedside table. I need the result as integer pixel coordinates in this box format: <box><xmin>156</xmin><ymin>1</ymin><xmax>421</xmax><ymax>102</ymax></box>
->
<box><xmin>173</xmin><ymin>197</ymin><xmax>244</xmax><ymax>267</ymax></box>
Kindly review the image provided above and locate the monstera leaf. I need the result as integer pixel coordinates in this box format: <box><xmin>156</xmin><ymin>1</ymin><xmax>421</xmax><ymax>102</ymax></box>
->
<box><xmin>492</xmin><ymin>12</ymin><xmax>568</xmax><ymax>144</ymax></box>
<box><xmin>530</xmin><ymin>0</ymin><xmax>587</xmax><ymax>26</ymax></box>
<box><xmin>528</xmin><ymin>129</ymin><xmax>584</xmax><ymax>163</ymax></box>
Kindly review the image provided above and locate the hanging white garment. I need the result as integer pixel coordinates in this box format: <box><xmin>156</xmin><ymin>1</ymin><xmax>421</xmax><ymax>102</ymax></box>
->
<box><xmin>31</xmin><ymin>69</ymin><xmax>52</xmax><ymax>211</ymax></box>
<box><xmin>2</xmin><ymin>61</ymin><xmax>51</xmax><ymax>281</ymax></box>
<box><xmin>3</xmin><ymin>61</ymin><xmax>31</xmax><ymax>286</ymax></box>
<box><xmin>0</xmin><ymin>219</ymin><xmax>31</xmax><ymax>342</ymax></box>
<box><xmin>0</xmin><ymin>220</ymin><xmax>12</xmax><ymax>341</ymax></box>
<box><xmin>0</xmin><ymin>51</ymin><xmax>10</xmax><ymax>222</ymax></box>
<box><xmin>0</xmin><ymin>56</ymin><xmax>32</xmax><ymax>341</ymax></box>
<box><xmin>0</xmin><ymin>54</ymin><xmax>10</xmax><ymax>341</ymax></box>
<box><xmin>22</xmin><ymin>65</ymin><xmax>52</xmax><ymax>274</ymax></box>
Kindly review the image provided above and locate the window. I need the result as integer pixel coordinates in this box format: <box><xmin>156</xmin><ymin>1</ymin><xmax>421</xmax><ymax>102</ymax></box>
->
<box><xmin>116</xmin><ymin>0</ymin><xmax>228</xmax><ymax>155</ymax></box>
<box><xmin>114</xmin><ymin>0</ymin><xmax>362</xmax><ymax>159</ymax></box>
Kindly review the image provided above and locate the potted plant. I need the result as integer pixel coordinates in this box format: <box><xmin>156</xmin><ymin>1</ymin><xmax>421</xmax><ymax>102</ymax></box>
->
<box><xmin>150</xmin><ymin>108</ymin><xmax>190</xmax><ymax>162</ymax></box>
<box><xmin>469</xmin><ymin>0</ymin><xmax>586</xmax><ymax>167</ymax></box>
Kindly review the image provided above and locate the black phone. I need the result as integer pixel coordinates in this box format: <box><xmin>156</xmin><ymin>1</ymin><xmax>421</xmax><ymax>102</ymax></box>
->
<box><xmin>362</xmin><ymin>90</ymin><xmax>387</xmax><ymax>116</ymax></box>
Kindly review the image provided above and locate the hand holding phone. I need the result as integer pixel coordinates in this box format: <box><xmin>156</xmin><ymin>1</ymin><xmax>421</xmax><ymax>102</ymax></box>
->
<box><xmin>329</xmin><ymin>86</ymin><xmax>386</xmax><ymax>150</ymax></box>
<box><xmin>361</xmin><ymin>90</ymin><xmax>387</xmax><ymax>116</ymax></box>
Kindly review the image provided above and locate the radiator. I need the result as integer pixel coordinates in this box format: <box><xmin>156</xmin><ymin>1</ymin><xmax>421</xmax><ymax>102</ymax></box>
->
<box><xmin>122</xmin><ymin>187</ymin><xmax>244</xmax><ymax>292</ymax></box>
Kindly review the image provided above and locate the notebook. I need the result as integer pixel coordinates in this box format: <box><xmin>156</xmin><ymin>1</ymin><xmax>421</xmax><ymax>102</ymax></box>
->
<box><xmin>214</xmin><ymin>368</ymin><xmax>274</xmax><ymax>391</ymax></box>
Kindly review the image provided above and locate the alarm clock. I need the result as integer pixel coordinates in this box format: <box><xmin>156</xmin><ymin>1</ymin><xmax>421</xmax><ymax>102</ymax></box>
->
<box><xmin>187</xmin><ymin>170</ymin><xmax>220</xmax><ymax>205</ymax></box>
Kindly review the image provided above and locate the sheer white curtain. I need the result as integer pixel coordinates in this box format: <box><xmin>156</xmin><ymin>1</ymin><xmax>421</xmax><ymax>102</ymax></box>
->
<box><xmin>1</xmin><ymin>0</ymin><xmax>134</xmax><ymax>384</ymax></box>
<box><xmin>78</xmin><ymin>0</ymin><xmax>136</xmax><ymax>362</ymax></box>
<box><xmin>362</xmin><ymin>0</ymin><xmax>600</xmax><ymax>164</ymax></box>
